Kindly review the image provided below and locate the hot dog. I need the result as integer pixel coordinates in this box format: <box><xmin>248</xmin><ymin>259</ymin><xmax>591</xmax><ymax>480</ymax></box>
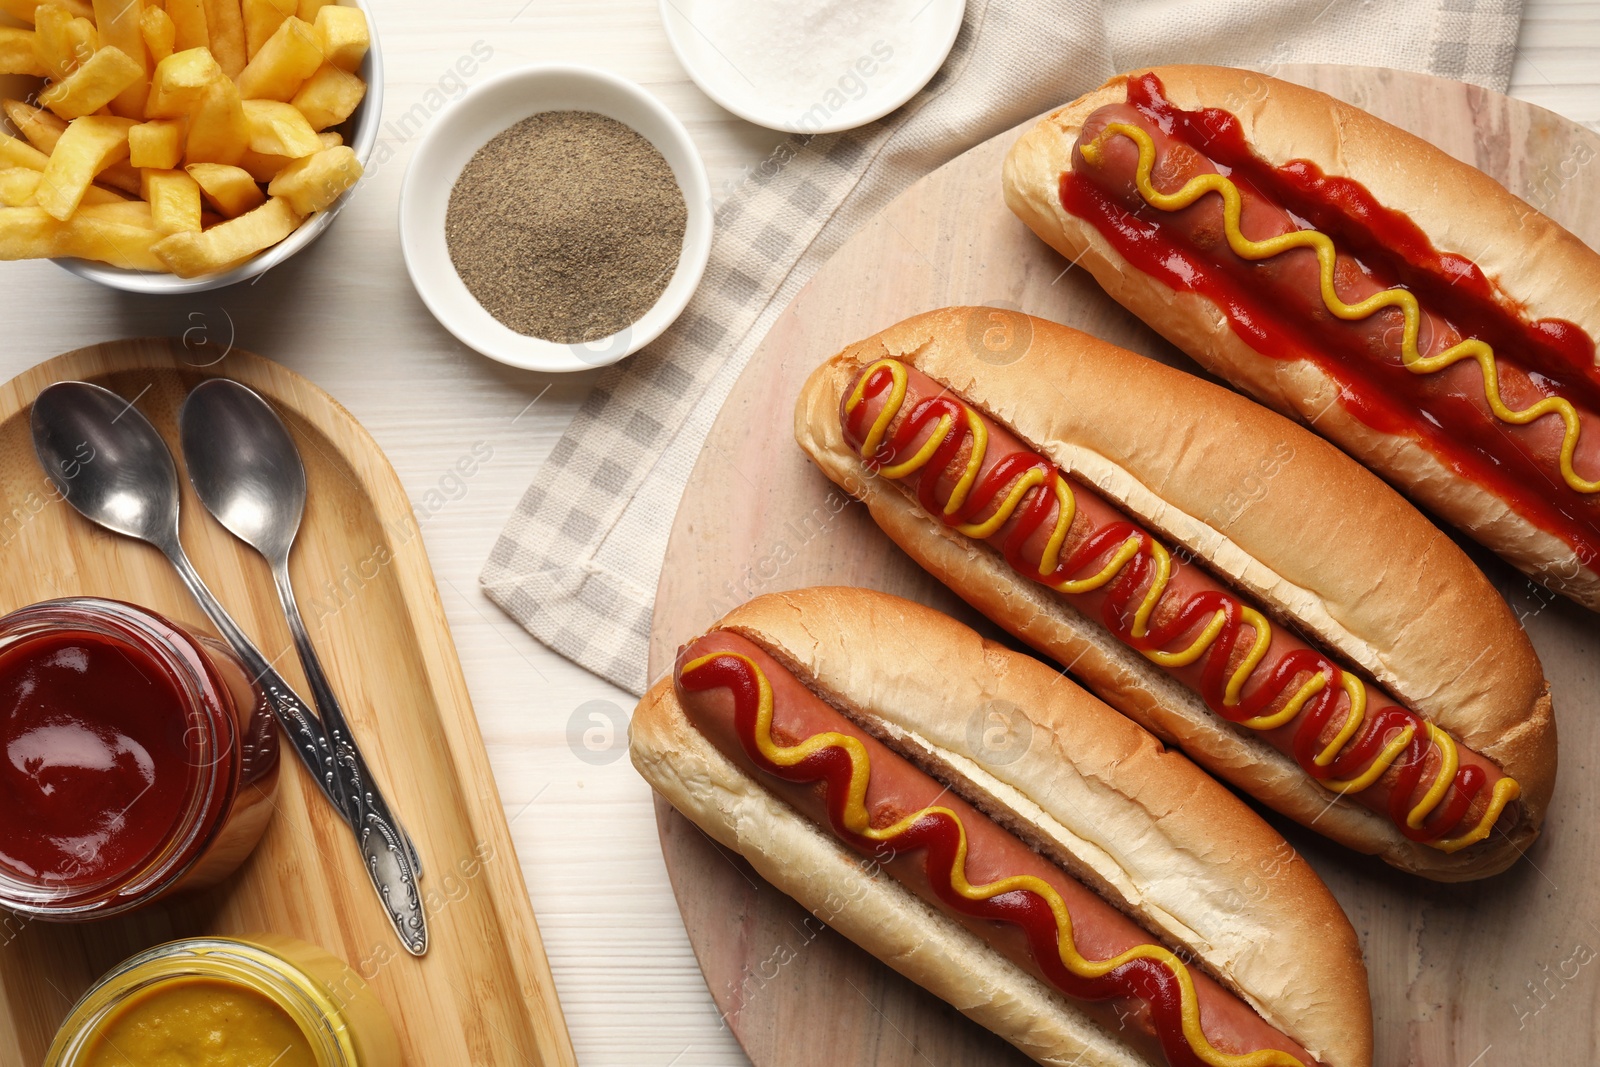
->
<box><xmin>1002</xmin><ymin>66</ymin><xmax>1600</xmax><ymax>610</ymax></box>
<box><xmin>793</xmin><ymin>308</ymin><xmax>1555</xmax><ymax>880</ymax></box>
<box><xmin>630</xmin><ymin>587</ymin><xmax>1372</xmax><ymax>1067</ymax></box>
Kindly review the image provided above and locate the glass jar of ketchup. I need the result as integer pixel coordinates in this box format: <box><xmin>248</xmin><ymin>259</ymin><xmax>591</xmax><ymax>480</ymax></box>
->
<box><xmin>0</xmin><ymin>597</ymin><xmax>280</xmax><ymax>920</ymax></box>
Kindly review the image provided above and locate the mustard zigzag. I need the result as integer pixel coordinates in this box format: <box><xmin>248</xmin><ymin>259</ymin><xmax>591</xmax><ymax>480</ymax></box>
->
<box><xmin>844</xmin><ymin>358</ymin><xmax>1517</xmax><ymax>851</ymax></box>
<box><xmin>1080</xmin><ymin>120</ymin><xmax>1598</xmax><ymax>495</ymax></box>
<box><xmin>682</xmin><ymin>650</ymin><xmax>1305</xmax><ymax>1067</ymax></box>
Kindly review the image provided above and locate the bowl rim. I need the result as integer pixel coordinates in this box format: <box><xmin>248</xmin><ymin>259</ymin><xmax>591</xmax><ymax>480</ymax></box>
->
<box><xmin>396</xmin><ymin>61</ymin><xmax>714</xmax><ymax>374</ymax></box>
<box><xmin>51</xmin><ymin>0</ymin><xmax>386</xmax><ymax>294</ymax></box>
<box><xmin>657</xmin><ymin>0</ymin><xmax>966</xmax><ymax>134</ymax></box>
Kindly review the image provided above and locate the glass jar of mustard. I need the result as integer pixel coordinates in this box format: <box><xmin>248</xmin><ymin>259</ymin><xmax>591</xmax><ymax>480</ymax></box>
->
<box><xmin>45</xmin><ymin>935</ymin><xmax>401</xmax><ymax>1067</ymax></box>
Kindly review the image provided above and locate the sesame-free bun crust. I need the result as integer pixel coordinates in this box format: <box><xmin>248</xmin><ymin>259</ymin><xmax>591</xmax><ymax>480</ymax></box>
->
<box><xmin>793</xmin><ymin>308</ymin><xmax>1555</xmax><ymax>880</ymax></box>
<box><xmin>630</xmin><ymin>587</ymin><xmax>1372</xmax><ymax>1067</ymax></box>
<box><xmin>1001</xmin><ymin>64</ymin><xmax>1600</xmax><ymax>611</ymax></box>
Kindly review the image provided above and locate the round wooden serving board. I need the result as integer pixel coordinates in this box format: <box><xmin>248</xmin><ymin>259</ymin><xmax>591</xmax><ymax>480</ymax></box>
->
<box><xmin>647</xmin><ymin>67</ymin><xmax>1600</xmax><ymax>1066</ymax></box>
<box><xmin>0</xmin><ymin>341</ymin><xmax>575</xmax><ymax>1067</ymax></box>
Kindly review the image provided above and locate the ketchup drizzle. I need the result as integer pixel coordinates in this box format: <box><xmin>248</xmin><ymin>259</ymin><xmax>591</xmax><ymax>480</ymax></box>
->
<box><xmin>1059</xmin><ymin>72</ymin><xmax>1600</xmax><ymax>565</ymax></box>
<box><xmin>844</xmin><ymin>363</ymin><xmax>1491</xmax><ymax>845</ymax></box>
<box><xmin>679</xmin><ymin>653</ymin><xmax>1285</xmax><ymax>1067</ymax></box>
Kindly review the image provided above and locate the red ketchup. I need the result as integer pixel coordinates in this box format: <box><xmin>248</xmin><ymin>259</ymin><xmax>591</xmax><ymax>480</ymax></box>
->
<box><xmin>1059</xmin><ymin>71</ymin><xmax>1600</xmax><ymax>566</ymax></box>
<box><xmin>0</xmin><ymin>599</ymin><xmax>279</xmax><ymax>919</ymax></box>
<box><xmin>0</xmin><ymin>630</ymin><xmax>191</xmax><ymax>886</ymax></box>
<box><xmin>678</xmin><ymin>645</ymin><xmax>1316</xmax><ymax>1067</ymax></box>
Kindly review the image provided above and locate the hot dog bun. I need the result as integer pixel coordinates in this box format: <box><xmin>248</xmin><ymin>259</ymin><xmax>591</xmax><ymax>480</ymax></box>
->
<box><xmin>1001</xmin><ymin>64</ymin><xmax>1600</xmax><ymax>610</ymax></box>
<box><xmin>631</xmin><ymin>586</ymin><xmax>1372</xmax><ymax>1067</ymax></box>
<box><xmin>793</xmin><ymin>307</ymin><xmax>1555</xmax><ymax>880</ymax></box>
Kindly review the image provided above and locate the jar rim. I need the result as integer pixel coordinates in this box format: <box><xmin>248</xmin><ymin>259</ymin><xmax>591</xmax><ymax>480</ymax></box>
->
<box><xmin>0</xmin><ymin>597</ymin><xmax>240</xmax><ymax>917</ymax></box>
<box><xmin>43</xmin><ymin>937</ymin><xmax>359</xmax><ymax>1067</ymax></box>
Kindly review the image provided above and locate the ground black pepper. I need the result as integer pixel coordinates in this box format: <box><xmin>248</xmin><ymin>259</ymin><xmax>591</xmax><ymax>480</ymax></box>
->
<box><xmin>444</xmin><ymin>110</ymin><xmax>688</xmax><ymax>344</ymax></box>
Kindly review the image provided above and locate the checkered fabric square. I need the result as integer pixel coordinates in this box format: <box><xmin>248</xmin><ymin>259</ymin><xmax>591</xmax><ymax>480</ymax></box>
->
<box><xmin>481</xmin><ymin>0</ymin><xmax>1524</xmax><ymax>695</ymax></box>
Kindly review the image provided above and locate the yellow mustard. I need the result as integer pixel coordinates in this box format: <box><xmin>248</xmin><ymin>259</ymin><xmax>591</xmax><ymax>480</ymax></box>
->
<box><xmin>82</xmin><ymin>976</ymin><xmax>315</xmax><ymax>1067</ymax></box>
<box><xmin>46</xmin><ymin>937</ymin><xmax>400</xmax><ymax>1067</ymax></box>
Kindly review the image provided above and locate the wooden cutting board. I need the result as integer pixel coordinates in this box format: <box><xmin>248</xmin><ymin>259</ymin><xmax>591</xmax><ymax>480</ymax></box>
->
<box><xmin>0</xmin><ymin>339</ymin><xmax>576</xmax><ymax>1067</ymax></box>
<box><xmin>647</xmin><ymin>66</ymin><xmax>1600</xmax><ymax>1066</ymax></box>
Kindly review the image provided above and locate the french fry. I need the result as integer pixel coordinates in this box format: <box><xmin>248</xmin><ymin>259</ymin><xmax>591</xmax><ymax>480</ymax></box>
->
<box><xmin>0</xmin><ymin>168</ymin><xmax>42</xmax><ymax>206</ymax></box>
<box><xmin>129</xmin><ymin>117</ymin><xmax>185</xmax><ymax>168</ymax></box>
<box><xmin>33</xmin><ymin>8</ymin><xmax>99</xmax><ymax>82</ymax></box>
<box><xmin>232</xmin><ymin>134</ymin><xmax>340</xmax><ymax>184</ymax></box>
<box><xmin>312</xmin><ymin>4</ymin><xmax>365</xmax><ymax>72</ymax></box>
<box><xmin>30</xmin><ymin>5</ymin><xmax>71</xmax><ymax>80</ymax></box>
<box><xmin>3</xmin><ymin>98</ymin><xmax>67</xmax><ymax>153</ymax></box>
<box><xmin>0</xmin><ymin>102</ymin><xmax>133</xmax><ymax>201</ymax></box>
<box><xmin>80</xmin><ymin>182</ymin><xmax>130</xmax><ymax>204</ymax></box>
<box><xmin>200</xmin><ymin>0</ymin><xmax>247</xmax><ymax>78</ymax></box>
<box><xmin>140</xmin><ymin>6</ymin><xmax>178</xmax><ymax>64</ymax></box>
<box><xmin>152</xmin><ymin>193</ymin><xmax>299</xmax><ymax>275</ymax></box>
<box><xmin>0</xmin><ymin>0</ymin><xmax>94</xmax><ymax>22</ymax></box>
<box><xmin>38</xmin><ymin>46</ymin><xmax>144</xmax><ymax>120</ymax></box>
<box><xmin>79</xmin><ymin>199</ymin><xmax>154</xmax><ymax>226</ymax></box>
<box><xmin>243</xmin><ymin>0</ymin><xmax>294</xmax><ymax>58</ymax></box>
<box><xmin>236</xmin><ymin>15</ymin><xmax>320</xmax><ymax>101</ymax></box>
<box><xmin>237</xmin><ymin>124</ymin><xmax>341</xmax><ymax>182</ymax></box>
<box><xmin>166</xmin><ymin>0</ymin><xmax>209</xmax><ymax>53</ymax></box>
<box><xmin>265</xmin><ymin>141</ymin><xmax>356</xmax><ymax>214</ymax></box>
<box><xmin>242</xmin><ymin>97</ymin><xmax>319</xmax><ymax>157</ymax></box>
<box><xmin>0</xmin><ymin>103</ymin><xmax>138</xmax><ymax>196</ymax></box>
<box><xmin>32</xmin><ymin>5</ymin><xmax>86</xmax><ymax>80</ymax></box>
<box><xmin>35</xmin><ymin>115</ymin><xmax>136</xmax><ymax>219</ymax></box>
<box><xmin>288</xmin><ymin>62</ymin><xmax>362</xmax><ymax>130</ymax></box>
<box><xmin>5</xmin><ymin>101</ymin><xmax>142</xmax><ymax>197</ymax></box>
<box><xmin>183</xmin><ymin>76</ymin><xmax>248</xmax><ymax>164</ymax></box>
<box><xmin>0</xmin><ymin>201</ymin><xmax>157</xmax><ymax>273</ymax></box>
<box><xmin>58</xmin><ymin>212</ymin><xmax>164</xmax><ymax>269</ymax></box>
<box><xmin>96</xmin><ymin>161</ymin><xmax>142</xmax><ymax>194</ymax></box>
<box><xmin>140</xmin><ymin>165</ymin><xmax>173</xmax><ymax>198</ymax></box>
<box><xmin>235</xmin><ymin>148</ymin><xmax>289</xmax><ymax>181</ymax></box>
<box><xmin>92</xmin><ymin>0</ymin><xmax>151</xmax><ymax>119</ymax></box>
<box><xmin>0</xmin><ymin>133</ymin><xmax>50</xmax><ymax>170</ymax></box>
<box><xmin>186</xmin><ymin>160</ymin><xmax>263</xmax><ymax>216</ymax></box>
<box><xmin>61</xmin><ymin>12</ymin><xmax>96</xmax><ymax>70</ymax></box>
<box><xmin>0</xmin><ymin>27</ymin><xmax>47</xmax><ymax>77</ymax></box>
<box><xmin>145</xmin><ymin>46</ymin><xmax>224</xmax><ymax>118</ymax></box>
<box><xmin>142</xmin><ymin>167</ymin><xmax>201</xmax><ymax>232</ymax></box>
<box><xmin>0</xmin><ymin>206</ymin><xmax>59</xmax><ymax>259</ymax></box>
<box><xmin>1</xmin><ymin>171</ymin><xmax>123</xmax><ymax>206</ymax></box>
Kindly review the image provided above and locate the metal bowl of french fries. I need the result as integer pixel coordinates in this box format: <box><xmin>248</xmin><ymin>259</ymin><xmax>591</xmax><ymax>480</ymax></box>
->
<box><xmin>0</xmin><ymin>0</ymin><xmax>382</xmax><ymax>293</ymax></box>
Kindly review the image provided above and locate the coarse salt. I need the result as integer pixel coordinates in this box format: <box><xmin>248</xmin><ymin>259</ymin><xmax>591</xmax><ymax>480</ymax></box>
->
<box><xmin>679</xmin><ymin>0</ymin><xmax>919</xmax><ymax>119</ymax></box>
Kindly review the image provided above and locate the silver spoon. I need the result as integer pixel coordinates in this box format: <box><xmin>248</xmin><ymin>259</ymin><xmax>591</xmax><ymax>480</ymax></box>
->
<box><xmin>178</xmin><ymin>379</ymin><xmax>427</xmax><ymax>954</ymax></box>
<box><xmin>177</xmin><ymin>380</ymin><xmax>425</xmax><ymax>877</ymax></box>
<box><xmin>30</xmin><ymin>381</ymin><xmax>427</xmax><ymax>956</ymax></box>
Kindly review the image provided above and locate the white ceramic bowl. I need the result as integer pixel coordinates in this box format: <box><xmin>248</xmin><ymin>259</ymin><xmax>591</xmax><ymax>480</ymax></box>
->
<box><xmin>659</xmin><ymin>0</ymin><xmax>965</xmax><ymax>134</ymax></box>
<box><xmin>397</xmin><ymin>63</ymin><xmax>713</xmax><ymax>373</ymax></box>
<box><xmin>54</xmin><ymin>0</ymin><xmax>385</xmax><ymax>294</ymax></box>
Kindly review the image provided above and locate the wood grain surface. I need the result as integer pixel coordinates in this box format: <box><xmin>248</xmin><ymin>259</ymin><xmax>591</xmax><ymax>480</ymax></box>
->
<box><xmin>0</xmin><ymin>340</ymin><xmax>576</xmax><ymax>1067</ymax></box>
<box><xmin>647</xmin><ymin>65</ymin><xmax>1600</xmax><ymax>1066</ymax></box>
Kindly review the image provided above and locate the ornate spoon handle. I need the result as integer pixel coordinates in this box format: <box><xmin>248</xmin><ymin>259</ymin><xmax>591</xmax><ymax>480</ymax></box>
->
<box><xmin>272</xmin><ymin>562</ymin><xmax>428</xmax><ymax>955</ymax></box>
<box><xmin>167</xmin><ymin>545</ymin><xmax>428</xmax><ymax>956</ymax></box>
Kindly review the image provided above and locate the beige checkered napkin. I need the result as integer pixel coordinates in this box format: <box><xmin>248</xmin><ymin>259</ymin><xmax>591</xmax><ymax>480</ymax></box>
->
<box><xmin>481</xmin><ymin>0</ymin><xmax>1525</xmax><ymax>696</ymax></box>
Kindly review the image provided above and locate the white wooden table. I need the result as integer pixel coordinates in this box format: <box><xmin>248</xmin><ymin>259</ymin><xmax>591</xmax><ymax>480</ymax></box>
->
<box><xmin>0</xmin><ymin>4</ymin><xmax>1594</xmax><ymax>1064</ymax></box>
